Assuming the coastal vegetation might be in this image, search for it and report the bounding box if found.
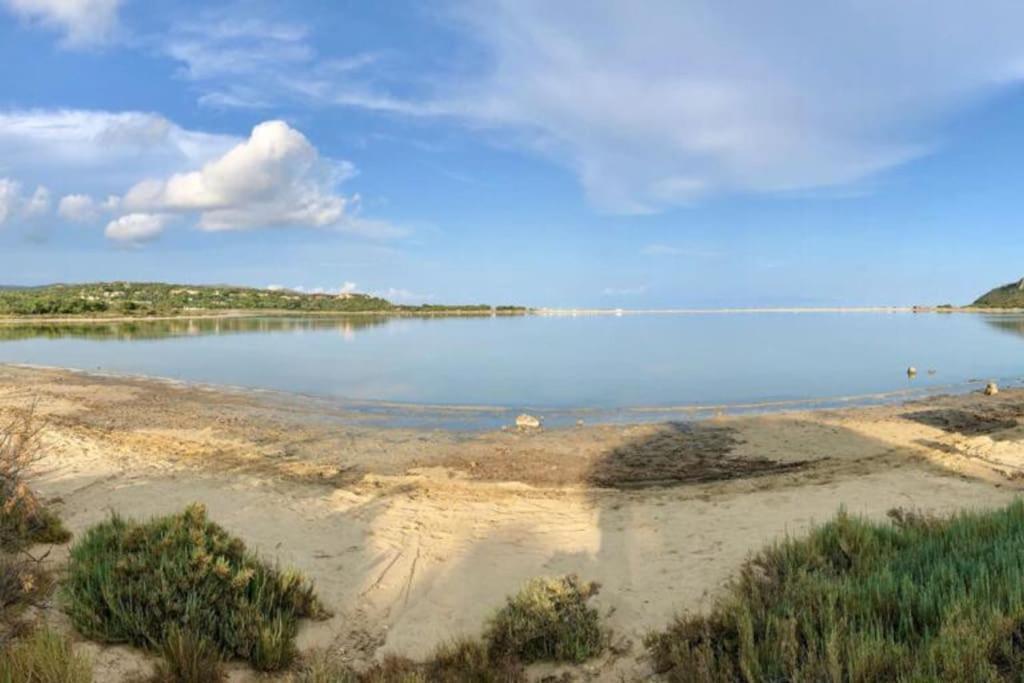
[62,503,327,672]
[646,501,1024,682]
[0,628,93,683]
[972,277,1024,308]
[0,283,527,318]
[0,412,84,683]
[0,411,70,551]
[293,575,603,682]
[485,574,604,664]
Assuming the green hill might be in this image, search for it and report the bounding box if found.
[0,282,524,317]
[972,278,1024,308]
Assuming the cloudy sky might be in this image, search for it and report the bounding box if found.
[2,1,1024,306]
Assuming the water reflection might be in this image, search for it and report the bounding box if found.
[980,315,1024,340]
[0,315,396,342]
[4,312,1024,413]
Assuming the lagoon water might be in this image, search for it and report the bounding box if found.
[1,312,1024,419]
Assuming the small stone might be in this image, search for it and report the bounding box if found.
[985,382,999,396]
[516,413,541,429]
[576,419,585,427]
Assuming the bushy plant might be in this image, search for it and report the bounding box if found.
[0,411,70,550]
[0,627,93,683]
[484,574,604,664]
[646,501,1024,682]
[290,575,599,682]
[62,503,326,672]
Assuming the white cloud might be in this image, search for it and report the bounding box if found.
[57,193,97,222]
[0,110,398,244]
[23,186,50,217]
[339,281,357,294]
[0,178,52,225]
[121,120,355,232]
[0,179,20,225]
[104,213,168,244]
[3,0,122,47]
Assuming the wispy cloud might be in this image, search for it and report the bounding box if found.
[156,13,441,116]
[602,285,647,296]
[153,1,1024,213]
[372,287,434,304]
[0,110,237,192]
[2,0,123,48]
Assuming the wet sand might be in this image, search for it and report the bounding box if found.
[3,364,1022,680]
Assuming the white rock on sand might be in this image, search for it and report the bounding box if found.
[516,413,541,429]
[985,381,999,396]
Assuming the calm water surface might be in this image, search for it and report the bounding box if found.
[2,313,1024,421]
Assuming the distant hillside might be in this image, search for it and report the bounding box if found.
[972,278,1024,308]
[0,282,526,317]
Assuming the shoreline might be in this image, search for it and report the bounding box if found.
[0,308,532,325]
[0,361,1001,430]
[6,365,1024,679]
[3,304,1024,325]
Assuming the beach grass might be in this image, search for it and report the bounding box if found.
[646,500,1024,682]
[0,627,93,683]
[152,624,226,683]
[62,503,327,672]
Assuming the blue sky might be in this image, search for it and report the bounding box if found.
[1,1,1024,307]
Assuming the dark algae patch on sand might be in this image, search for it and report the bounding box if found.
[647,501,1024,682]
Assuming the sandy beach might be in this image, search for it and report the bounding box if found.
[4,363,1023,680]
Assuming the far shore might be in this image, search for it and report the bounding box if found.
[2,304,1022,325]
[5,364,1024,679]
[0,307,532,325]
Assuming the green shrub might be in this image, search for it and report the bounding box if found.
[62,503,326,672]
[484,575,604,664]
[152,625,224,683]
[646,501,1024,682]
[0,627,92,683]
[290,575,599,682]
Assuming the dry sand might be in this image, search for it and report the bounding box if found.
[3,364,1023,681]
